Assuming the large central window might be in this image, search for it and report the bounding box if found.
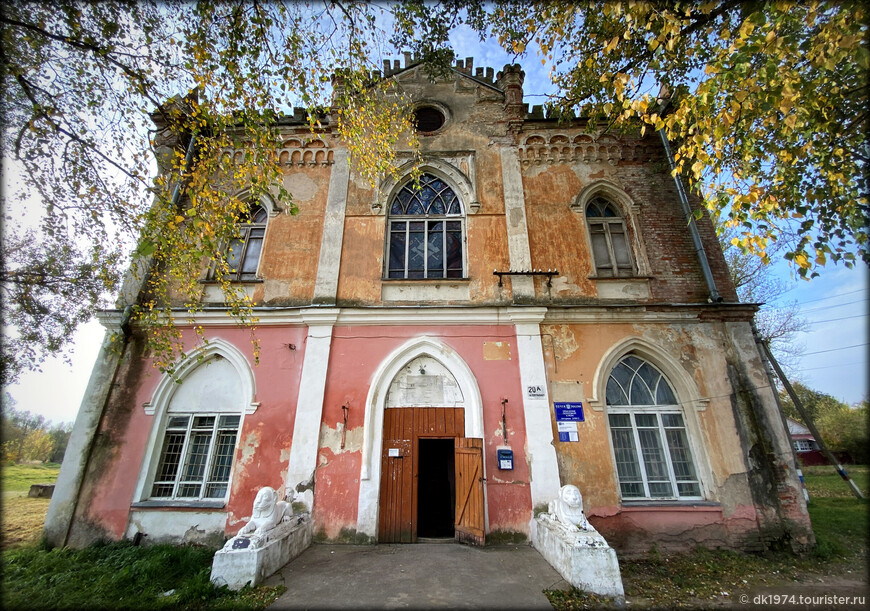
[386,173,464,279]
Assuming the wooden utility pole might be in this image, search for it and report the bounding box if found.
[760,340,865,500]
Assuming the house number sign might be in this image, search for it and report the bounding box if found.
[526,384,545,399]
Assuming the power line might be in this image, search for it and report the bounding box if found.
[798,361,866,372]
[802,343,869,355]
[802,297,869,313]
[806,313,868,325]
[798,287,867,305]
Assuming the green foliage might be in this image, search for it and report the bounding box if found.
[0,540,284,610]
[817,405,869,464]
[778,381,849,424]
[394,0,869,276]
[0,401,69,463]
[1,1,417,383]
[779,383,867,461]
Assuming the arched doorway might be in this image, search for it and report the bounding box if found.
[358,340,485,545]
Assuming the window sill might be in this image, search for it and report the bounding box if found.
[199,278,264,284]
[381,278,471,302]
[131,500,227,510]
[620,500,719,510]
[381,277,470,283]
[587,275,654,281]
[589,276,651,300]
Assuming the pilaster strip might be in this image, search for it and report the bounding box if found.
[284,309,340,510]
[507,309,562,510]
[500,147,535,300]
[313,149,349,304]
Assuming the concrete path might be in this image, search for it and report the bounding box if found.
[266,542,569,610]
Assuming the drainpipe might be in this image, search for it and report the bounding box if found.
[657,128,723,303]
[45,130,198,547]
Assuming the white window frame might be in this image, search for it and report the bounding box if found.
[586,197,635,278]
[149,413,241,501]
[606,354,704,501]
[793,439,814,453]
[134,339,258,505]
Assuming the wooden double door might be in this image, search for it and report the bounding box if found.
[378,407,485,546]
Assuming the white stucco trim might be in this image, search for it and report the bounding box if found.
[587,336,707,413]
[283,309,340,510]
[375,156,478,215]
[589,336,715,501]
[142,338,259,416]
[500,147,535,299]
[132,338,257,504]
[356,336,484,537]
[312,149,349,304]
[507,309,562,510]
[98,304,754,329]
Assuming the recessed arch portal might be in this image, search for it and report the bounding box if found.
[356,336,483,537]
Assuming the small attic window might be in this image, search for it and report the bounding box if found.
[414,106,445,133]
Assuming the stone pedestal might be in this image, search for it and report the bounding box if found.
[530,514,625,599]
[210,514,312,591]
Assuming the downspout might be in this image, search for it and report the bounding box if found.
[657,128,723,303]
[46,131,198,547]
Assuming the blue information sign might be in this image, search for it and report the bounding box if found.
[554,402,584,422]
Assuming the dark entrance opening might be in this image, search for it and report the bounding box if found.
[416,438,455,538]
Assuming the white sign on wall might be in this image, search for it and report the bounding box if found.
[526,384,545,399]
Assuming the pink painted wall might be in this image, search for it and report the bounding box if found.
[76,323,535,543]
[313,325,533,539]
[74,326,307,541]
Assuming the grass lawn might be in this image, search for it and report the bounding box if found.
[547,465,869,609]
[1,462,62,493]
[1,463,867,609]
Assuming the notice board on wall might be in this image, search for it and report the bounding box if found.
[554,402,584,442]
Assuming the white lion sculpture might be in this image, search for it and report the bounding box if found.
[547,484,592,532]
[224,486,293,550]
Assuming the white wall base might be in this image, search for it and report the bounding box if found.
[210,514,313,591]
[530,515,625,599]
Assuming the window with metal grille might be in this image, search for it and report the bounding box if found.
[386,174,464,279]
[586,197,634,277]
[606,355,702,500]
[150,414,241,500]
[221,204,267,281]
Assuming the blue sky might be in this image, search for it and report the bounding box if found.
[5,23,868,424]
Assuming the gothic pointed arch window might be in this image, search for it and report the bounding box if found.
[606,354,702,500]
[586,196,634,277]
[386,173,465,279]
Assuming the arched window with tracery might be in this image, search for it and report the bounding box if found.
[606,354,702,500]
[586,196,634,277]
[386,173,464,279]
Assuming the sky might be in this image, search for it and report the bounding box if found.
[3,21,868,425]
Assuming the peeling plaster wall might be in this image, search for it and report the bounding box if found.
[65,326,307,545]
[311,325,533,540]
[539,318,806,553]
